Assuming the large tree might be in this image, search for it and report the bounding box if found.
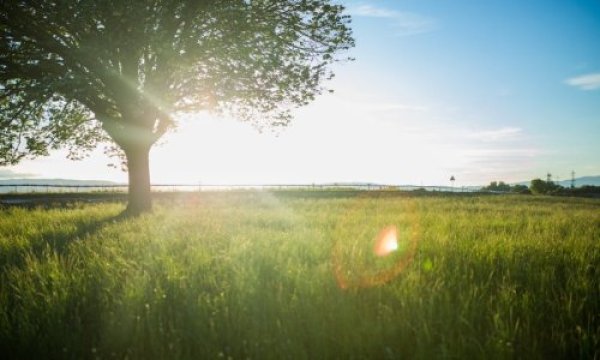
[0,0,354,214]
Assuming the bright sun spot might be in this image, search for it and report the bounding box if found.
[373,225,398,257]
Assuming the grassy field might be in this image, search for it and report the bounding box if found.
[0,191,598,359]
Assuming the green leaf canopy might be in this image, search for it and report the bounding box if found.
[0,0,354,164]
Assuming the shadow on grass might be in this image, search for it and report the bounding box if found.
[0,192,128,208]
[0,208,128,271]
[0,207,134,360]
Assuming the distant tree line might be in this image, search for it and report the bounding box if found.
[482,181,529,193]
[483,179,600,197]
[529,178,600,196]
[529,178,562,194]
[551,184,600,197]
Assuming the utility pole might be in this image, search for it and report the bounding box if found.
[571,170,576,189]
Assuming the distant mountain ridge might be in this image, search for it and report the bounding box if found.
[1,176,599,188]
[0,178,119,186]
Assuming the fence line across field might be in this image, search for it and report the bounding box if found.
[0,183,479,194]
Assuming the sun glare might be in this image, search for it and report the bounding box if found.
[373,225,398,257]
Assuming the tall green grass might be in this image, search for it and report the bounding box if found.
[0,192,598,359]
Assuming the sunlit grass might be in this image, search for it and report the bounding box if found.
[0,192,598,359]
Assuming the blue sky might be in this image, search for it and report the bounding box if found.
[4,0,600,185]
[338,0,600,183]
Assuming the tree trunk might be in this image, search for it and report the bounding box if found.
[124,144,152,215]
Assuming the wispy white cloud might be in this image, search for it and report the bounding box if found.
[350,4,397,18]
[565,73,600,90]
[348,4,436,36]
[352,101,428,113]
[377,103,429,112]
[462,147,544,158]
[464,127,523,142]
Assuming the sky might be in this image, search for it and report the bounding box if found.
[3,0,600,186]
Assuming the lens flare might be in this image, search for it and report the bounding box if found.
[331,195,420,290]
[373,225,398,257]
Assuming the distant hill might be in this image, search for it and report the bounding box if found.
[0,178,119,186]
[2,176,598,191]
[568,176,600,187]
[514,175,600,188]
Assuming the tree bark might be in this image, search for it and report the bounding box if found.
[124,144,152,215]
